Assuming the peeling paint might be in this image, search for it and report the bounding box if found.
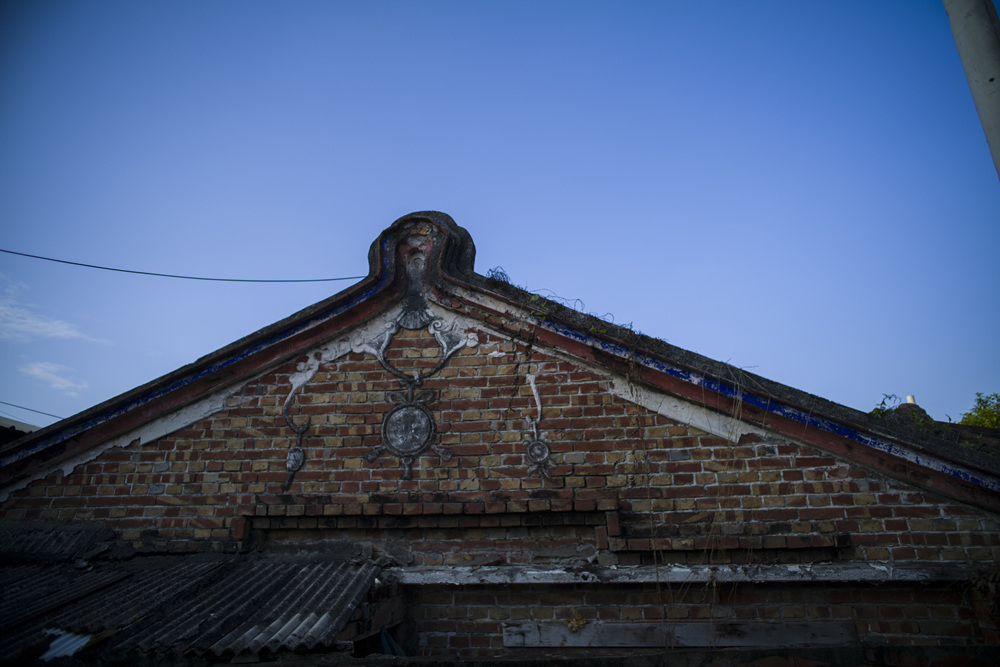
[8,275,997,501]
[413,297,1000,494]
[281,309,403,412]
[525,374,542,423]
[610,379,771,443]
[2,305,487,501]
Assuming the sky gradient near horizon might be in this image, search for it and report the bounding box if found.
[1,0,997,430]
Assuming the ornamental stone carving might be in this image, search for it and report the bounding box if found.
[280,245,478,487]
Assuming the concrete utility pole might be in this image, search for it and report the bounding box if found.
[943,0,1000,181]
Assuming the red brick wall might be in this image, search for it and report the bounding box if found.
[4,323,1000,655]
[5,326,999,561]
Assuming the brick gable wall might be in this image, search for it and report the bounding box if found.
[4,319,1000,658]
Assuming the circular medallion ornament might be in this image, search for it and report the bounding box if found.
[526,440,550,464]
[382,403,435,457]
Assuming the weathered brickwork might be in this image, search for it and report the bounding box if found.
[4,327,1000,566]
[4,320,1000,658]
[408,581,995,658]
[2,215,999,662]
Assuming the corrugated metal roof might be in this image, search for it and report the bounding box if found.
[0,558,225,660]
[205,560,379,656]
[0,555,381,662]
[0,519,112,561]
[0,564,130,630]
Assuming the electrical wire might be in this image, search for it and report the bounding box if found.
[0,400,63,419]
[0,248,365,283]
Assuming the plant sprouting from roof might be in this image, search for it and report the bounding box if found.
[960,393,1000,429]
[869,393,901,418]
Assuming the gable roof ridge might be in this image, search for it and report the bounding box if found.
[3,212,998,513]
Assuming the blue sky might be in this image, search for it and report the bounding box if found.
[1,0,997,429]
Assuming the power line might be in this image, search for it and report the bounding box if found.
[0,248,365,283]
[0,400,63,419]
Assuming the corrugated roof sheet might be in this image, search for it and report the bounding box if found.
[204,560,379,656]
[0,555,381,662]
[0,519,112,562]
[0,564,129,630]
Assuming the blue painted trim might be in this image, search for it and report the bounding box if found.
[542,319,1000,493]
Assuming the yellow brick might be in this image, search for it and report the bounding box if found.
[866,547,890,559]
[858,519,882,532]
